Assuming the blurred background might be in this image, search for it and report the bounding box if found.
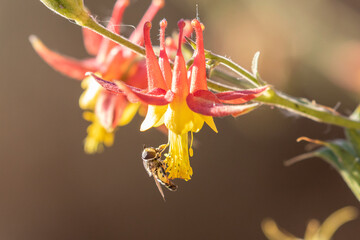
[0,0,360,239]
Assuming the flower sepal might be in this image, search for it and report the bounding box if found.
[88,73,174,105]
[29,36,98,80]
[186,90,261,117]
[215,86,269,104]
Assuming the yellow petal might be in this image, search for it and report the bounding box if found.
[192,113,205,133]
[317,206,358,239]
[164,101,194,135]
[140,105,167,131]
[304,220,320,240]
[261,219,299,240]
[118,102,140,126]
[203,115,218,133]
[79,75,102,110]
[191,113,217,133]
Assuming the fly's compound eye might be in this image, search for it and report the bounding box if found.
[142,148,157,160]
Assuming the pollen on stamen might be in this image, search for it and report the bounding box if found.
[143,21,153,50]
[160,18,167,28]
[178,19,186,30]
[159,19,167,49]
[144,21,152,30]
[176,19,185,51]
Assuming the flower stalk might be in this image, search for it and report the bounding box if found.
[82,17,146,57]
[257,88,360,129]
[205,51,261,86]
[40,0,89,23]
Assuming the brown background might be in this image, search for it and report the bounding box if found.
[0,0,359,239]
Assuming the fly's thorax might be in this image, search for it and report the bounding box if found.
[143,157,162,176]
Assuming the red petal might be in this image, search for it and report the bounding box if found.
[159,19,172,89]
[170,20,189,98]
[143,22,167,90]
[191,89,221,103]
[88,73,123,94]
[82,28,103,55]
[96,0,129,62]
[99,46,128,80]
[187,90,259,117]
[163,20,192,53]
[89,73,173,105]
[189,19,207,93]
[95,91,128,130]
[30,36,98,80]
[107,0,129,35]
[183,20,193,42]
[119,82,174,105]
[216,86,269,104]
[123,60,148,89]
[128,0,164,45]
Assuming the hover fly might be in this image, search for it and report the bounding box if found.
[142,144,177,200]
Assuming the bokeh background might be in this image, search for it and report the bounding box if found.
[1,0,360,239]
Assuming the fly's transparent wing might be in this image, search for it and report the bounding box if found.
[152,173,165,201]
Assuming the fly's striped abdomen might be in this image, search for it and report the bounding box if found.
[155,164,178,191]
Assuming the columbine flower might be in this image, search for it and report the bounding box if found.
[262,206,358,240]
[91,18,268,180]
[30,0,164,153]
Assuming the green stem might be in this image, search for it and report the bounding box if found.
[207,80,360,129]
[258,89,360,129]
[82,17,146,57]
[210,68,257,89]
[205,51,260,86]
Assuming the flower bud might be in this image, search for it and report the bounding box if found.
[40,0,89,24]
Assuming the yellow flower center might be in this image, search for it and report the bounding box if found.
[164,130,193,180]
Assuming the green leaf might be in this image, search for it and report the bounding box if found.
[294,138,360,201]
[345,105,360,157]
[345,129,360,157]
[350,105,360,121]
[185,36,196,50]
